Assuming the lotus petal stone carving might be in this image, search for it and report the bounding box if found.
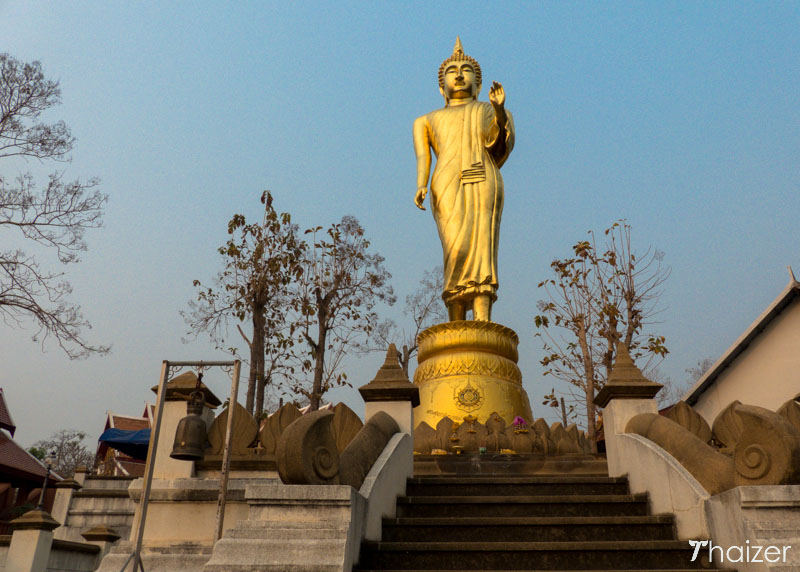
[665,401,712,443]
[435,417,456,452]
[414,412,596,455]
[505,426,534,453]
[207,401,259,455]
[550,422,577,455]
[258,403,302,455]
[712,400,743,452]
[455,417,488,451]
[776,395,800,434]
[483,413,509,452]
[413,422,437,454]
[331,402,364,453]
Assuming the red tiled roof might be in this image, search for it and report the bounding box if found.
[0,389,15,436]
[112,416,149,431]
[0,430,47,481]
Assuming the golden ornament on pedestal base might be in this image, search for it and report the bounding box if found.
[413,321,533,429]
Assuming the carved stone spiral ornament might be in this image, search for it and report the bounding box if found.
[627,400,800,493]
[276,409,400,488]
[730,404,800,486]
[312,445,339,480]
[735,444,771,480]
[276,410,341,485]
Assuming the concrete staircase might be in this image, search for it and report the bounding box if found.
[356,473,736,571]
[57,475,135,543]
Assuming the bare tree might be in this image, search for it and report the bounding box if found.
[686,356,716,384]
[184,192,302,416]
[363,266,446,377]
[30,429,94,478]
[534,221,670,449]
[292,216,395,410]
[1,53,108,358]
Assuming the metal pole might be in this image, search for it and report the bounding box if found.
[214,360,241,542]
[124,360,170,572]
[36,466,51,509]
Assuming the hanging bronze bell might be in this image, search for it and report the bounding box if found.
[170,390,207,461]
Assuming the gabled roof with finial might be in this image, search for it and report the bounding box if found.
[359,344,420,407]
[684,273,800,405]
[0,388,16,436]
[150,371,222,407]
[594,342,663,408]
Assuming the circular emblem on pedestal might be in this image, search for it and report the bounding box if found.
[455,382,483,411]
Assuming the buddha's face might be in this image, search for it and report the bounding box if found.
[442,61,477,101]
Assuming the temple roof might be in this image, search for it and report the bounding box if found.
[0,431,50,482]
[683,275,800,405]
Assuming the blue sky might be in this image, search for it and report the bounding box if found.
[1,2,798,447]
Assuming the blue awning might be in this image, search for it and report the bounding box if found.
[98,428,150,460]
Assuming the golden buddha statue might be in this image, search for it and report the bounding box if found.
[413,37,515,322]
[411,39,531,430]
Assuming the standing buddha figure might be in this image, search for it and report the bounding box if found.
[413,37,515,322]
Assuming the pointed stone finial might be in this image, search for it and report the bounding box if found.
[371,344,409,384]
[10,508,60,531]
[81,524,122,543]
[454,36,464,55]
[594,342,663,408]
[607,342,649,385]
[789,265,796,283]
[359,344,420,407]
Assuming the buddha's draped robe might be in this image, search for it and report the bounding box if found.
[416,100,515,304]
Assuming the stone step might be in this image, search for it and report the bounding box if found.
[73,489,131,498]
[413,455,609,477]
[356,540,715,570]
[406,476,630,497]
[355,569,736,572]
[382,515,675,542]
[82,476,135,490]
[396,494,650,518]
[224,520,349,541]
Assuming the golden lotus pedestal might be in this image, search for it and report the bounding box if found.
[413,321,533,429]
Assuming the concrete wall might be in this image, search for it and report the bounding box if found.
[47,539,101,572]
[0,536,7,570]
[614,434,710,539]
[705,485,800,572]
[693,301,800,423]
[0,530,100,572]
[359,433,412,541]
[128,477,260,547]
